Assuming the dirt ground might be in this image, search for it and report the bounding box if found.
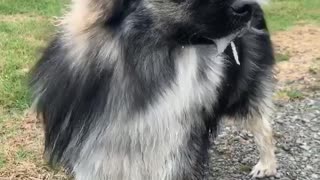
[0,24,320,179]
[273,25,320,98]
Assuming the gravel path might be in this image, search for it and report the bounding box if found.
[208,94,320,180]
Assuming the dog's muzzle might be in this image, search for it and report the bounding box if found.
[230,0,267,36]
[229,0,254,23]
[230,0,253,22]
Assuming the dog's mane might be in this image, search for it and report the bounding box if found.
[30,0,275,179]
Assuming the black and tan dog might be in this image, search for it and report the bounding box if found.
[31,0,277,179]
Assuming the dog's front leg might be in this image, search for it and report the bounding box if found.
[244,102,278,178]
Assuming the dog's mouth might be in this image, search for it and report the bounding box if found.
[194,22,267,65]
[208,21,267,43]
[184,21,267,62]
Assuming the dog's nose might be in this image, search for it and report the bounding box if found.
[230,0,253,20]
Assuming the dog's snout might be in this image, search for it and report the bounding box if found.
[230,1,253,20]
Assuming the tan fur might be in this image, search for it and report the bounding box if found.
[226,100,277,178]
[226,75,277,178]
[245,98,277,178]
[60,0,114,36]
[247,116,277,178]
[55,0,118,67]
[240,96,277,178]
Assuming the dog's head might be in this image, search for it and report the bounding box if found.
[64,0,266,48]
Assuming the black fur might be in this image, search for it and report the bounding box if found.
[30,0,275,179]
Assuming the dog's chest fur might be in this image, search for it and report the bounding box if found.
[73,46,226,180]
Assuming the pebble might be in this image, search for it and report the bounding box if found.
[275,172,282,179]
[281,144,291,152]
[311,174,319,179]
[310,126,319,132]
[208,97,320,179]
[300,144,311,151]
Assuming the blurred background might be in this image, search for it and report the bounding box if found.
[0,0,319,179]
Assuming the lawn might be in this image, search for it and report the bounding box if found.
[264,0,320,31]
[0,0,319,179]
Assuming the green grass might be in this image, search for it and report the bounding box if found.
[275,52,290,62]
[0,1,62,112]
[286,89,304,100]
[16,149,34,161]
[276,89,305,101]
[264,0,320,31]
[0,0,67,176]
[0,19,53,111]
[0,0,64,16]
[0,153,6,169]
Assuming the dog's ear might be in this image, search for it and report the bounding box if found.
[106,0,128,24]
[62,0,135,33]
[85,0,134,25]
[85,0,127,22]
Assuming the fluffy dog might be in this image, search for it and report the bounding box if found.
[30,0,277,179]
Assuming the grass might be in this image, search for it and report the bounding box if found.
[0,0,319,178]
[0,0,70,114]
[286,89,304,100]
[264,0,320,31]
[275,52,290,62]
[16,149,34,161]
[0,0,64,16]
[239,164,252,173]
[309,67,318,75]
[0,153,6,169]
[276,89,305,101]
[0,0,66,178]
[309,57,320,75]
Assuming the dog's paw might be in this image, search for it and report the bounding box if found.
[249,160,277,179]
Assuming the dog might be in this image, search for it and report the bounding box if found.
[30,0,277,179]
